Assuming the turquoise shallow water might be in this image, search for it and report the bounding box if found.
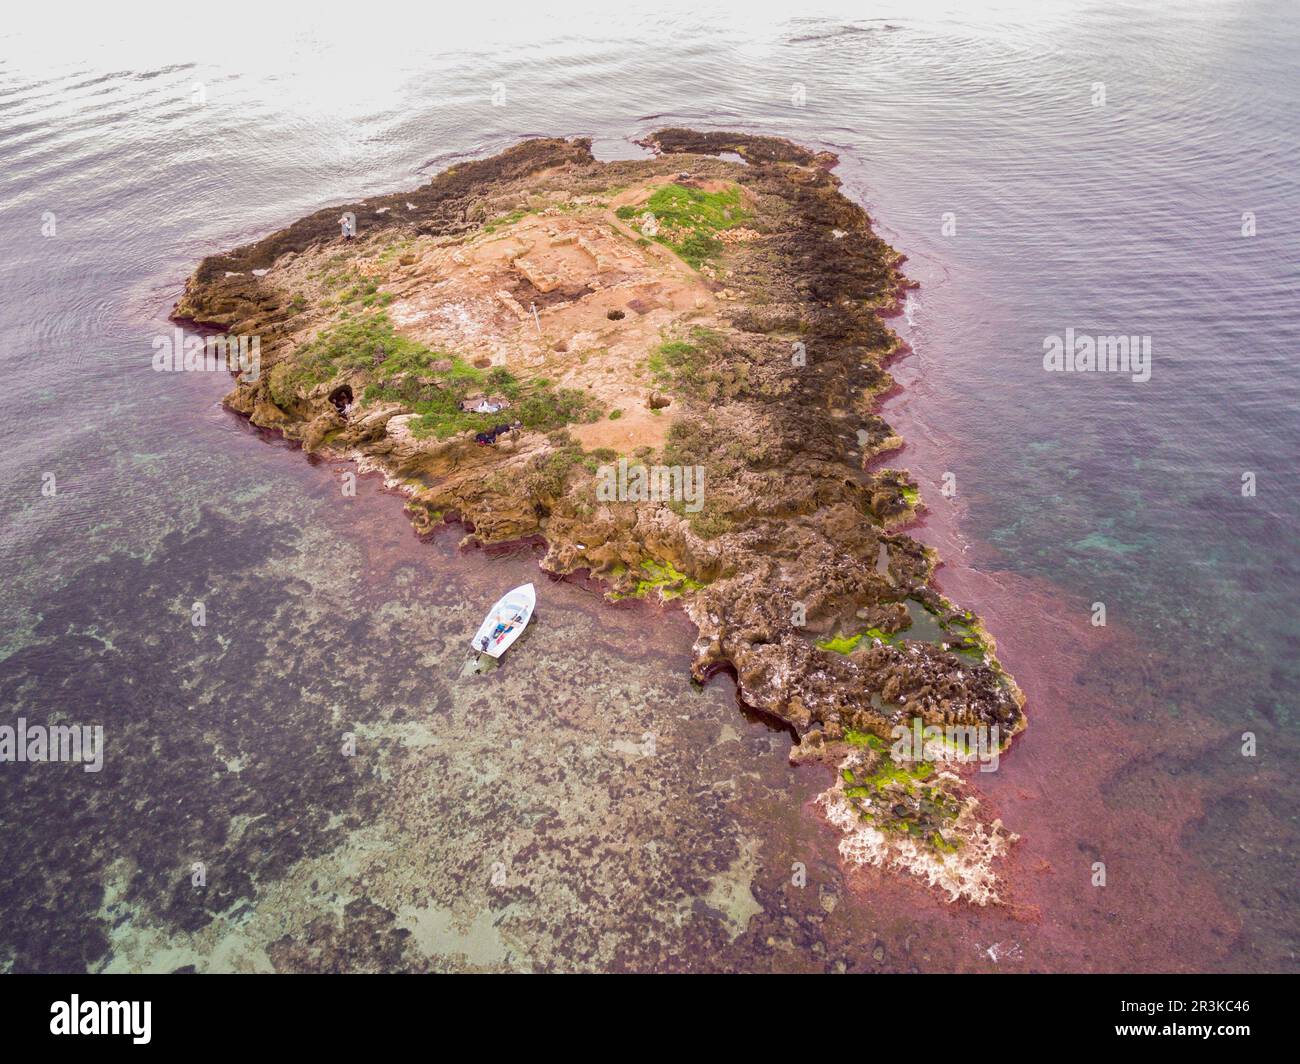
[0,0,1296,971]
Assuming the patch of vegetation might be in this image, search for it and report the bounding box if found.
[615,182,749,269]
[279,312,597,439]
[376,238,414,264]
[647,325,725,390]
[482,208,527,235]
[511,387,599,433]
[686,508,733,539]
[526,447,584,497]
[328,274,382,308]
[268,362,311,408]
[290,313,421,379]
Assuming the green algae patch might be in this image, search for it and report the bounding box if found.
[931,832,960,854]
[817,625,899,655]
[870,469,923,525]
[934,607,994,664]
[816,596,984,661]
[817,632,864,654]
[630,559,705,600]
[616,182,748,269]
[838,750,965,849]
[901,715,979,759]
[853,757,934,793]
[843,729,886,751]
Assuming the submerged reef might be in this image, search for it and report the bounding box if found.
[174,130,1025,902]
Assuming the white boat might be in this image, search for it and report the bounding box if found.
[471,582,536,659]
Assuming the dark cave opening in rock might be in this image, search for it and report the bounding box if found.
[328,385,353,416]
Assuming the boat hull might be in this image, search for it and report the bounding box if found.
[471,582,536,658]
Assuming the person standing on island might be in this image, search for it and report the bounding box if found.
[339,212,355,240]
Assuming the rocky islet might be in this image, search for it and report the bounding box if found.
[173,129,1026,902]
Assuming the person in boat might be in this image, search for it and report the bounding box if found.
[479,612,516,652]
[491,608,520,641]
[491,604,528,645]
